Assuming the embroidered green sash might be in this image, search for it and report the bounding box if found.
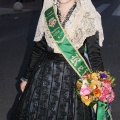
[45,6,112,120]
[45,6,91,78]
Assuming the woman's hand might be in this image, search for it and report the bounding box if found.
[20,81,28,92]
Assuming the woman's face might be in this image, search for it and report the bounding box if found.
[58,0,75,4]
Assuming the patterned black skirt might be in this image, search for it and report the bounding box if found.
[14,52,95,120]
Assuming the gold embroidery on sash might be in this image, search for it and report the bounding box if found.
[70,54,81,67]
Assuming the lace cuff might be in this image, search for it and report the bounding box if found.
[20,77,28,82]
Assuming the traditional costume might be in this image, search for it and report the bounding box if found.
[14,0,109,119]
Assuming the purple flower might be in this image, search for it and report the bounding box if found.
[100,73,107,78]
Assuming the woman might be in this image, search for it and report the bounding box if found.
[14,0,105,119]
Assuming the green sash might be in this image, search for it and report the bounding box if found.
[45,6,91,78]
[45,6,112,120]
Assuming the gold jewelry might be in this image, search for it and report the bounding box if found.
[60,14,66,21]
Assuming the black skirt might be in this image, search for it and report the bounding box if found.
[14,52,95,120]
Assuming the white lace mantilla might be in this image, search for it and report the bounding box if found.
[33,0,104,53]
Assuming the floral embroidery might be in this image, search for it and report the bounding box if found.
[49,17,56,27]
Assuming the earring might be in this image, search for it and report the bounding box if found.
[53,0,58,5]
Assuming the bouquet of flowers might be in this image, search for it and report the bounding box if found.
[76,71,115,106]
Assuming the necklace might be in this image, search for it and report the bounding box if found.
[57,2,77,27]
[60,14,66,22]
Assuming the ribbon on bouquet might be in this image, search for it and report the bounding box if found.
[97,101,112,120]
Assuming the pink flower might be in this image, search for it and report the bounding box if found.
[82,75,87,79]
[99,84,115,103]
[80,87,91,96]
[99,94,107,102]
[101,87,110,95]
[103,82,112,89]
[107,91,115,103]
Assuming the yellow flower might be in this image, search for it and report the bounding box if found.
[103,71,107,74]
[87,73,100,81]
[91,73,100,80]
[81,95,93,106]
[76,81,82,89]
[90,81,100,90]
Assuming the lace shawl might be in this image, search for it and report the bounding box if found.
[33,0,104,53]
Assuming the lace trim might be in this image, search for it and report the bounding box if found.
[34,0,104,53]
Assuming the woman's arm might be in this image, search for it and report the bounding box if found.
[85,32,104,71]
[20,36,47,92]
[21,36,47,81]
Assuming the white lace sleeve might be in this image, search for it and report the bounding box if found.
[87,0,104,46]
